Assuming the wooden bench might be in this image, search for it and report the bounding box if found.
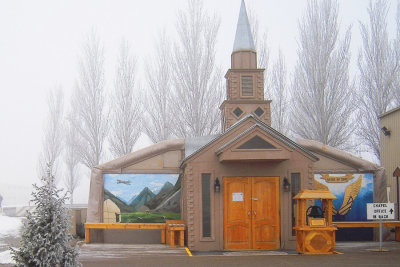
[84,222,186,248]
[334,221,400,241]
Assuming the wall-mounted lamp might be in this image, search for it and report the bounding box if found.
[381,126,391,136]
[214,178,220,193]
[283,177,291,192]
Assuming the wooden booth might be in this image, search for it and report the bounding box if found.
[293,190,337,254]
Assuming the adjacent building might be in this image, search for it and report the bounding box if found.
[380,106,400,219]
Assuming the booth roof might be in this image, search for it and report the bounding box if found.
[293,190,337,200]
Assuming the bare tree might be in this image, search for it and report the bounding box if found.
[394,1,400,105]
[248,7,270,87]
[291,0,354,150]
[143,32,174,143]
[249,7,290,135]
[71,31,108,168]
[357,0,398,161]
[63,117,81,204]
[109,40,141,157]
[171,0,224,138]
[38,88,64,182]
[269,50,289,135]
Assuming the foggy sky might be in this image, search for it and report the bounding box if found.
[0,0,397,204]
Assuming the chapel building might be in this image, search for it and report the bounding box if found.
[86,0,386,251]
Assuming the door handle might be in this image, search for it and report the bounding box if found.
[248,211,251,217]
[253,210,257,218]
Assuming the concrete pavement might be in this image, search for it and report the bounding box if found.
[78,241,400,267]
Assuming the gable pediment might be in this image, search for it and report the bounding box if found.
[181,115,318,166]
[236,135,276,149]
[215,125,291,162]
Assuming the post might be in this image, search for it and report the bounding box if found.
[161,229,166,244]
[397,176,399,221]
[179,230,184,247]
[379,220,382,251]
[85,227,90,244]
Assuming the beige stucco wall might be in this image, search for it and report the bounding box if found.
[182,118,316,251]
[380,106,400,216]
[69,207,87,237]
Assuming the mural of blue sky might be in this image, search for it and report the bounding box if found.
[104,173,179,204]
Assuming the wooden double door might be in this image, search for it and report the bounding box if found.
[224,177,280,250]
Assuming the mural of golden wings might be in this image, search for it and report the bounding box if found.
[314,175,363,216]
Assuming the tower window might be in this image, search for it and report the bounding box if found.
[254,107,264,117]
[241,76,253,96]
[233,107,243,117]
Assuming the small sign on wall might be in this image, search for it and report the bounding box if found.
[232,192,244,202]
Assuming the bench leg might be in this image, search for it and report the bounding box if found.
[170,230,175,248]
[179,230,184,247]
[166,229,170,245]
[85,228,90,244]
[161,229,165,244]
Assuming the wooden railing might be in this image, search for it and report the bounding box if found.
[333,221,400,241]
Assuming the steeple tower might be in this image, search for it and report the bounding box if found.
[220,0,271,132]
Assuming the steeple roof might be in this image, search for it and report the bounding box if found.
[233,0,255,52]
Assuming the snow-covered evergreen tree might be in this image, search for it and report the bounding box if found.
[11,164,80,267]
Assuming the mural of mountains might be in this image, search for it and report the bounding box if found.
[104,189,135,213]
[153,176,181,213]
[129,187,155,211]
[145,181,174,210]
[154,189,181,213]
[127,193,139,205]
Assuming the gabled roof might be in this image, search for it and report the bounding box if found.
[181,114,318,166]
[297,138,379,171]
[94,138,185,171]
[233,0,255,52]
[185,135,220,158]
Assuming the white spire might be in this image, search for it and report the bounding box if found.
[233,0,255,52]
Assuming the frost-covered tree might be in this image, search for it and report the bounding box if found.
[11,165,79,267]
[71,31,108,168]
[37,88,64,182]
[248,7,270,88]
[109,40,141,157]
[144,31,174,143]
[63,117,81,204]
[269,50,289,135]
[248,7,290,135]
[395,1,400,105]
[357,0,398,161]
[291,0,354,149]
[171,0,223,137]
